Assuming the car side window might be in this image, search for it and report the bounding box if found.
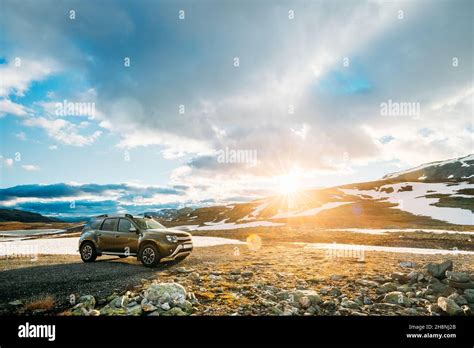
[117,219,133,233]
[88,218,103,230]
[100,218,118,231]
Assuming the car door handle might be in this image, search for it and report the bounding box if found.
[115,235,120,238]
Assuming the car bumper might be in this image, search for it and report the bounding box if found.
[160,242,193,262]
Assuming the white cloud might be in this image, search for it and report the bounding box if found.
[22,164,40,171]
[23,117,102,146]
[4,158,14,167]
[0,99,29,117]
[15,132,27,141]
[0,58,58,97]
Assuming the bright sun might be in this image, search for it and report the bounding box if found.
[276,170,302,195]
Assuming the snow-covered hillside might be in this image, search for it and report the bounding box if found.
[157,155,474,229]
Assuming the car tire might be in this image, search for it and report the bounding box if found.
[80,242,97,263]
[139,243,160,267]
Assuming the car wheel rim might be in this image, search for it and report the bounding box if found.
[82,245,92,260]
[142,247,155,264]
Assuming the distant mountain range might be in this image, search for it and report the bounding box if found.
[0,209,62,223]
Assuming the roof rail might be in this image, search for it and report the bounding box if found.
[96,214,108,218]
[125,213,134,219]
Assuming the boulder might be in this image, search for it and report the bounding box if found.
[447,280,474,290]
[80,296,95,309]
[426,260,453,279]
[426,282,454,297]
[446,271,470,283]
[447,293,468,306]
[144,283,187,306]
[383,291,411,307]
[377,282,398,294]
[437,297,462,315]
[463,289,474,303]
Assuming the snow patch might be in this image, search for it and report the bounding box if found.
[340,182,474,225]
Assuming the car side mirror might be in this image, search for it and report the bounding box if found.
[129,226,137,233]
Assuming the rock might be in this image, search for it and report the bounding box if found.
[363,296,373,305]
[8,300,23,306]
[230,269,241,275]
[268,306,284,315]
[438,297,463,315]
[356,279,379,287]
[110,295,129,309]
[175,267,192,274]
[461,305,471,315]
[176,300,193,313]
[161,307,187,316]
[140,299,157,312]
[298,296,311,309]
[427,304,443,316]
[330,275,343,281]
[399,261,416,268]
[463,289,474,303]
[189,272,201,282]
[426,282,454,296]
[448,293,468,306]
[383,291,411,307]
[322,300,336,311]
[407,271,424,283]
[282,305,299,316]
[144,283,187,306]
[396,284,412,293]
[71,304,89,316]
[340,298,360,309]
[391,272,408,283]
[79,295,95,311]
[161,303,171,311]
[377,282,398,294]
[447,280,474,289]
[446,271,470,283]
[89,309,100,316]
[426,260,453,279]
[127,304,142,316]
[296,290,322,306]
[99,305,126,316]
[329,287,342,297]
[241,271,254,278]
[106,293,118,302]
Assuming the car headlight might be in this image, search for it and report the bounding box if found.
[166,235,178,243]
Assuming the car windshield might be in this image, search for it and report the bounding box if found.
[133,218,165,230]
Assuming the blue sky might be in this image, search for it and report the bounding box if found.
[0,0,472,218]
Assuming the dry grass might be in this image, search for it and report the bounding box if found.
[22,296,56,312]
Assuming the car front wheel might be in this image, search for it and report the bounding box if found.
[139,244,160,267]
[80,242,97,263]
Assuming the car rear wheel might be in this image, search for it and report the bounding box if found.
[139,244,160,267]
[80,242,97,263]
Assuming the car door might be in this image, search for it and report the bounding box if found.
[116,218,139,255]
[98,218,119,252]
